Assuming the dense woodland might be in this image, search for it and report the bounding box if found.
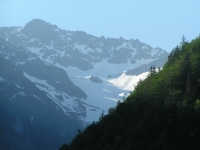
[60,36,200,150]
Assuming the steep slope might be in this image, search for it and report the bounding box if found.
[60,36,200,150]
[0,38,91,117]
[0,57,84,150]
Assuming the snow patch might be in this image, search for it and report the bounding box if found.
[108,72,149,91]
[30,115,35,125]
[27,47,43,57]
[54,28,60,32]
[14,82,24,89]
[9,91,26,101]
[119,93,125,97]
[16,61,26,65]
[52,57,155,123]
[116,41,128,50]
[23,72,86,114]
[0,77,6,82]
[74,43,93,54]
[104,97,119,102]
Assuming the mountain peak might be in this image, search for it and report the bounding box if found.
[22,19,60,44]
[24,19,56,28]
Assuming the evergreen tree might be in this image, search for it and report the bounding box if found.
[149,65,156,74]
[181,34,186,47]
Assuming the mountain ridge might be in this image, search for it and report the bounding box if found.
[0,19,168,150]
[0,19,168,123]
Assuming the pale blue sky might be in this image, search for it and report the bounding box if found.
[1,0,200,52]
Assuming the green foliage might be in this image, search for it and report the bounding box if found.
[59,144,69,150]
[194,99,200,111]
[60,36,200,150]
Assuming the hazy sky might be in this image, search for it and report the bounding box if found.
[1,0,200,52]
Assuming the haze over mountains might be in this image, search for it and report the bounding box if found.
[0,19,168,150]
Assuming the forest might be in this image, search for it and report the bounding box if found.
[60,36,200,150]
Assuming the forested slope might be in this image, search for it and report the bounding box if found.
[60,36,200,150]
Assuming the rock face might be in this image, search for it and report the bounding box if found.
[0,19,168,150]
[0,57,83,150]
[89,76,103,83]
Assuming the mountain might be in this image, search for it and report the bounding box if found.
[0,57,84,150]
[0,19,168,149]
[60,36,200,150]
